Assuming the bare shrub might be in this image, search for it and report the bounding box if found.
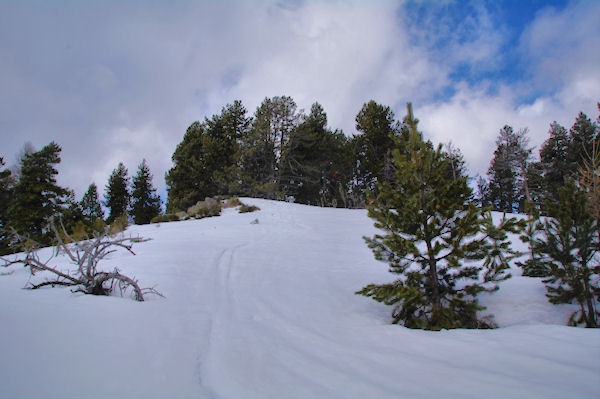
[223,197,242,208]
[187,198,221,219]
[1,221,162,301]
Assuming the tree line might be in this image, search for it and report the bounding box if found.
[165,97,460,212]
[0,148,161,254]
[478,110,599,214]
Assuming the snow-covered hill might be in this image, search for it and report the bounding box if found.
[1,199,598,399]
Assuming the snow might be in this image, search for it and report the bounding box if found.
[1,198,598,399]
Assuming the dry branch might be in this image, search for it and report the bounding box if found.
[1,220,161,301]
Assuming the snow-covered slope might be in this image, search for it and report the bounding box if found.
[1,199,598,399]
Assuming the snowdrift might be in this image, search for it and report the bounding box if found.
[1,199,598,399]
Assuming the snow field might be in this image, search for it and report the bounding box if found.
[0,198,598,398]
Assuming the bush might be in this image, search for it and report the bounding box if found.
[239,203,260,213]
[187,198,221,219]
[223,197,242,208]
[150,214,180,224]
[109,214,129,234]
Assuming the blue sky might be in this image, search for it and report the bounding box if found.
[0,0,598,201]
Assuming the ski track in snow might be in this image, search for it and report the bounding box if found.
[1,198,599,399]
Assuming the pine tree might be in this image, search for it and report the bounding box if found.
[130,159,161,225]
[357,103,521,330]
[0,157,14,254]
[485,126,531,213]
[535,180,599,327]
[568,112,598,174]
[281,103,350,206]
[104,162,130,223]
[352,100,401,196]
[80,183,104,224]
[166,121,208,212]
[516,201,548,277]
[166,101,251,212]
[239,96,301,199]
[6,142,68,246]
[59,189,85,232]
[540,122,571,205]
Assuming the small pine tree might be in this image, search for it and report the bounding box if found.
[130,159,161,225]
[80,183,104,225]
[516,201,549,277]
[535,180,599,327]
[357,103,521,330]
[104,162,130,224]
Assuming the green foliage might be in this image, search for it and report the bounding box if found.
[238,96,301,199]
[166,101,250,212]
[485,126,531,213]
[104,162,130,223]
[80,183,104,225]
[352,100,402,195]
[150,214,180,224]
[130,159,161,225]
[535,180,599,327]
[539,122,571,206]
[282,103,352,206]
[516,201,550,277]
[568,112,598,174]
[6,142,68,247]
[58,189,86,234]
[0,157,14,254]
[357,103,520,330]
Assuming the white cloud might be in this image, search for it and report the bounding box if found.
[1,0,598,199]
[414,0,600,178]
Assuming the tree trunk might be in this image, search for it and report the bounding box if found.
[426,239,441,320]
[582,277,598,327]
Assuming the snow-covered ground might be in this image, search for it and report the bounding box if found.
[1,199,598,399]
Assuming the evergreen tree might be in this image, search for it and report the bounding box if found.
[516,201,548,277]
[239,96,301,198]
[525,161,545,208]
[443,141,468,181]
[80,182,104,225]
[59,189,85,232]
[352,100,401,196]
[357,103,521,330]
[282,103,351,206]
[166,121,209,212]
[131,159,161,225]
[540,122,571,205]
[213,100,252,196]
[6,142,68,246]
[104,162,130,223]
[568,112,598,174]
[485,125,531,213]
[535,180,599,327]
[0,157,14,254]
[166,101,251,212]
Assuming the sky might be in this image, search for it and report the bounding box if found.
[1,0,599,203]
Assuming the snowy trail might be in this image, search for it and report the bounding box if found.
[1,198,599,398]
